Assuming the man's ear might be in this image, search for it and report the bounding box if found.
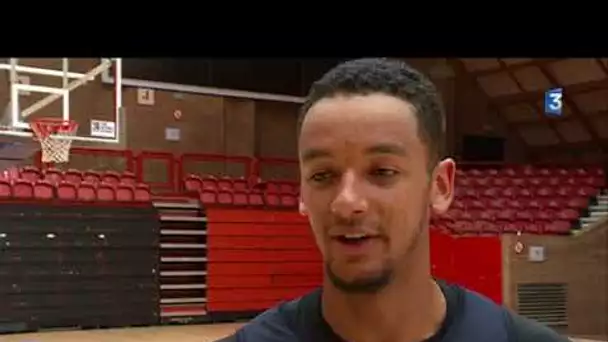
[430,158,456,216]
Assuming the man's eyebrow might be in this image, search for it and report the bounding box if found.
[300,148,332,163]
[365,143,407,156]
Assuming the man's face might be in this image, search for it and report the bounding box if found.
[298,93,454,293]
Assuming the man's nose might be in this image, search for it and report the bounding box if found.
[330,171,368,218]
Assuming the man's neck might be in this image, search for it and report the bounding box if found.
[321,256,446,342]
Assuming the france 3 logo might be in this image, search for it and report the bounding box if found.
[544,88,563,116]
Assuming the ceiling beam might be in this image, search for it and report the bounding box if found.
[448,58,533,159]
[496,59,568,145]
[535,63,608,154]
[488,78,608,106]
[467,58,560,77]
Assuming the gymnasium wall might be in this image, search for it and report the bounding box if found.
[501,223,608,337]
[0,58,531,181]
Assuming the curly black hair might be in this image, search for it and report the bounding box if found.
[299,58,446,166]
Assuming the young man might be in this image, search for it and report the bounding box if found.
[216,58,570,342]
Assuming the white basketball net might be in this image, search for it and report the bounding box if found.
[31,120,78,164]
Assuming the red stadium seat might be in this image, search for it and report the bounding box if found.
[526,198,543,210]
[120,171,137,185]
[501,187,517,198]
[77,182,96,201]
[64,169,83,184]
[515,210,534,222]
[517,188,533,198]
[557,208,579,221]
[473,177,491,187]
[546,177,561,186]
[184,175,202,192]
[101,171,121,186]
[266,182,280,194]
[523,222,542,234]
[33,180,54,200]
[537,168,551,177]
[200,189,217,204]
[511,178,525,187]
[485,169,499,177]
[455,177,472,187]
[217,190,233,205]
[134,183,151,201]
[499,168,516,177]
[451,200,466,210]
[527,177,544,187]
[491,177,509,187]
[264,191,280,206]
[116,184,135,201]
[469,199,486,210]
[544,220,571,234]
[233,178,248,192]
[96,183,116,201]
[506,199,523,210]
[233,190,248,206]
[217,177,233,191]
[201,176,218,191]
[248,191,264,207]
[536,186,554,197]
[468,169,483,177]
[556,186,575,197]
[83,170,101,184]
[20,166,41,182]
[13,180,33,199]
[480,187,500,198]
[44,168,63,185]
[57,181,77,200]
[576,186,597,197]
[567,197,588,209]
[280,193,297,207]
[0,179,11,197]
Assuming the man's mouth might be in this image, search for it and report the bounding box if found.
[333,233,376,245]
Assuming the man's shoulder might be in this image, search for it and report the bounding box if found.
[445,282,570,342]
[503,308,572,342]
[214,289,320,342]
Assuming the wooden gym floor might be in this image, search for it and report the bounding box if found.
[0,323,244,342]
[0,324,604,342]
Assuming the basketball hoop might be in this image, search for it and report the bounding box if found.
[30,118,78,163]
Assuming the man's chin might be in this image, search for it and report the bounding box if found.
[325,263,394,294]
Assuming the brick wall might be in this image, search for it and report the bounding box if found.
[501,221,608,337]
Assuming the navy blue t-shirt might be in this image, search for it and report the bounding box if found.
[216,281,570,342]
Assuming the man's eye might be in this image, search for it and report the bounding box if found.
[371,168,398,178]
[309,171,333,183]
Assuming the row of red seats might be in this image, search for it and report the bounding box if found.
[184,174,299,195]
[451,197,588,211]
[440,207,579,223]
[434,219,572,235]
[4,166,137,186]
[0,179,151,202]
[456,166,605,178]
[199,189,298,208]
[456,176,605,188]
[454,186,599,199]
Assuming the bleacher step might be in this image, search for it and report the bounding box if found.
[590,211,608,217]
[580,217,601,224]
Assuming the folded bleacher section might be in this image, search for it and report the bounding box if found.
[0,166,159,333]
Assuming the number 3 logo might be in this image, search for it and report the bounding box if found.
[548,92,562,110]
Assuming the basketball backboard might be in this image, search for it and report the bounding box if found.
[0,58,123,165]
